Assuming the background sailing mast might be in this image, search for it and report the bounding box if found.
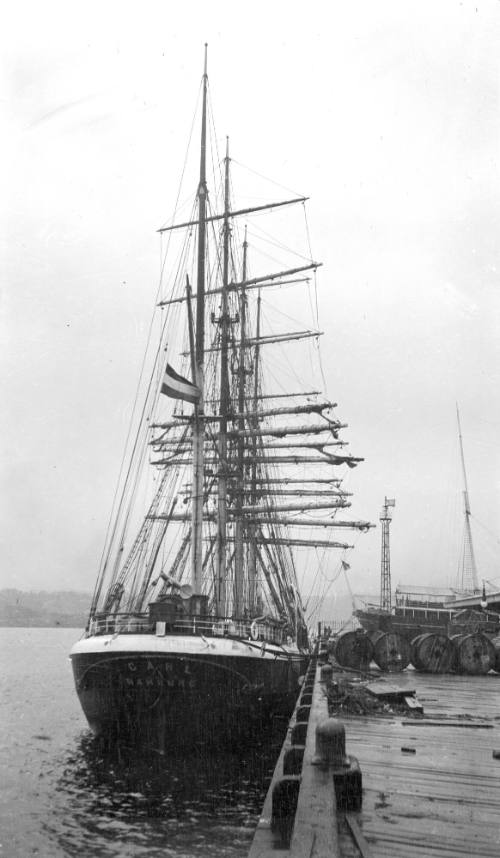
[456,405,479,593]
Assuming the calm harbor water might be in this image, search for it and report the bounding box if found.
[0,628,281,858]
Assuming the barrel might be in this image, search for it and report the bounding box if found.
[410,632,456,674]
[491,635,500,673]
[331,630,374,671]
[454,633,496,675]
[410,634,427,670]
[449,633,465,672]
[370,631,410,672]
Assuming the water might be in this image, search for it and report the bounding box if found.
[0,629,281,857]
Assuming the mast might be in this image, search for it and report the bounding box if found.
[215,137,231,614]
[91,52,377,633]
[233,226,248,617]
[380,497,395,611]
[247,291,262,613]
[191,44,208,594]
[456,406,479,592]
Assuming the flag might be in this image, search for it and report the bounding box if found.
[161,363,200,404]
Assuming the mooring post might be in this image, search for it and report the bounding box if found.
[312,718,362,812]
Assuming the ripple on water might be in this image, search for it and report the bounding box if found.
[0,628,283,858]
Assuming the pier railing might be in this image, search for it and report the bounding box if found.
[248,655,362,857]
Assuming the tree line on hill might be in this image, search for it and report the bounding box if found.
[0,589,91,628]
[0,588,374,630]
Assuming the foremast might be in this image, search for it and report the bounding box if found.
[191,45,208,595]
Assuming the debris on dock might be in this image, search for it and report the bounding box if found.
[326,674,423,717]
[343,672,500,858]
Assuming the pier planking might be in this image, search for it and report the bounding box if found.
[341,671,500,857]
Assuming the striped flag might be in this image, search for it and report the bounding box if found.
[161,363,200,404]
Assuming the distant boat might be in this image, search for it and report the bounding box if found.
[70,49,372,749]
[355,412,500,640]
[355,583,472,638]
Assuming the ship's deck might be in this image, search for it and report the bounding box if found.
[342,670,500,857]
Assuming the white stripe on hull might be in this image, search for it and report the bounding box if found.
[70,633,304,661]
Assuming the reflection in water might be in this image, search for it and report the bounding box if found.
[47,719,287,858]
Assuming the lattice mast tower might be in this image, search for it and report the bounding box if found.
[380,497,396,611]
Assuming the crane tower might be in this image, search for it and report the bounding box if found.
[380,497,396,611]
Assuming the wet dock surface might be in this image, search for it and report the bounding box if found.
[341,670,500,857]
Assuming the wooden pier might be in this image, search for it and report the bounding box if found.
[247,657,500,857]
[345,671,500,858]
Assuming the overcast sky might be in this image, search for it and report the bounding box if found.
[1,0,499,604]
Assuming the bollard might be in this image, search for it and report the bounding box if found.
[320,663,334,683]
[312,718,347,767]
[296,705,311,723]
[283,745,305,775]
[312,717,362,811]
[334,758,362,811]
[271,776,301,846]
[291,721,308,746]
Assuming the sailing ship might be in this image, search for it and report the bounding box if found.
[70,50,372,749]
[355,409,500,639]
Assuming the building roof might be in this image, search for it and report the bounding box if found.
[451,590,500,609]
[395,583,458,597]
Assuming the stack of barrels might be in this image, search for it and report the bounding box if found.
[329,628,500,675]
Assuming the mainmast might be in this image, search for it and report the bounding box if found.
[380,497,395,611]
[456,406,479,593]
[215,137,231,614]
[191,45,208,594]
[247,290,262,613]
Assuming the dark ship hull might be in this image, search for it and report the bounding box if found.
[71,633,307,749]
[354,606,458,639]
[355,606,500,641]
